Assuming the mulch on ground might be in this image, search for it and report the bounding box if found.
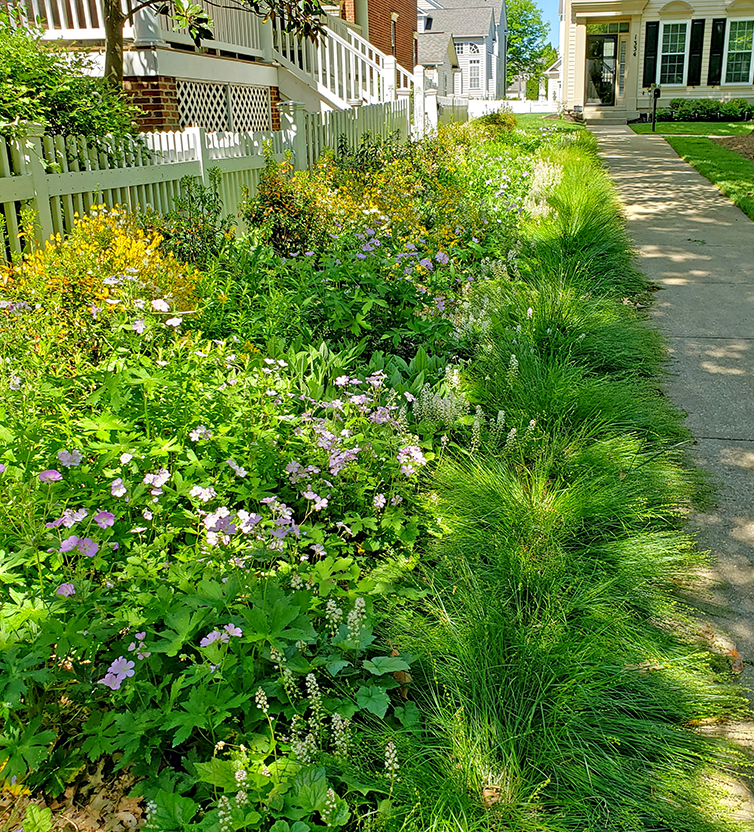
[713,133,754,163]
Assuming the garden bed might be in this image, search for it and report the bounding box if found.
[1,117,751,832]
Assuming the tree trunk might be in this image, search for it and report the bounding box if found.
[104,0,126,89]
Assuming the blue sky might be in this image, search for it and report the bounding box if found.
[539,0,560,48]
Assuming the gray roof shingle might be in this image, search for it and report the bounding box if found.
[432,0,503,27]
[423,7,495,37]
[417,31,455,65]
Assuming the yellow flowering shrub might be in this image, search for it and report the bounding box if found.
[0,206,196,360]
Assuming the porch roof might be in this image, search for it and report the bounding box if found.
[571,0,648,16]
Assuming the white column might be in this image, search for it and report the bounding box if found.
[413,65,426,137]
[132,6,166,47]
[383,55,397,102]
[277,101,308,170]
[425,87,438,131]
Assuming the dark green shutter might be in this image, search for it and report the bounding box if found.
[643,21,660,87]
[687,19,705,85]
[707,18,726,85]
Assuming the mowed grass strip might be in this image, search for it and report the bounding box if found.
[631,122,754,136]
[666,135,754,221]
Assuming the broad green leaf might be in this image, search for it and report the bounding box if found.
[326,659,351,677]
[362,656,410,676]
[22,805,53,832]
[294,765,328,813]
[394,701,421,731]
[355,685,390,719]
[194,757,237,790]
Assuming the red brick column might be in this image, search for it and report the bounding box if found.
[270,86,282,131]
[123,76,181,132]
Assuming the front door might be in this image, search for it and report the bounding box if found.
[585,34,617,106]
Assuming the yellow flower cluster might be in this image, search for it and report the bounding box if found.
[0,206,196,359]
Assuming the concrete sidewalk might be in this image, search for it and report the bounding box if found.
[591,125,754,697]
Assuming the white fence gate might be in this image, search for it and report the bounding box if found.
[0,99,412,263]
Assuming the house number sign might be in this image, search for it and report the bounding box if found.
[633,35,638,56]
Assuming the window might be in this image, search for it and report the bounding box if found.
[659,22,687,84]
[455,41,464,55]
[391,18,397,56]
[587,22,629,34]
[469,42,480,53]
[725,20,754,83]
[618,38,627,96]
[424,16,432,31]
[469,59,480,88]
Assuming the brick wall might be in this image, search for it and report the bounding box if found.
[367,0,417,69]
[123,76,181,131]
[342,0,417,70]
[270,86,281,131]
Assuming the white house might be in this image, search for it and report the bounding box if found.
[557,0,754,120]
[417,31,461,94]
[418,0,507,98]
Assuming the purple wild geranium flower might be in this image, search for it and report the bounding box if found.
[56,583,75,597]
[224,623,243,638]
[94,510,116,529]
[78,538,99,558]
[200,629,229,647]
[39,470,63,483]
[111,478,127,498]
[98,656,135,690]
[435,251,450,265]
[132,319,146,335]
[60,536,80,553]
[46,508,88,529]
[57,449,82,468]
[419,258,434,271]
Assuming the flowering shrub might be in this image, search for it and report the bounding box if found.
[242,153,334,256]
[0,206,196,363]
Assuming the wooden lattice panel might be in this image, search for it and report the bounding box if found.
[229,85,271,132]
[177,81,229,132]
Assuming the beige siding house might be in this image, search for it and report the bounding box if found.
[558,0,754,120]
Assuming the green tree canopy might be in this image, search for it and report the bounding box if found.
[506,0,550,85]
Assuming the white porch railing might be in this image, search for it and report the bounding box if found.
[0,99,411,263]
[6,0,412,109]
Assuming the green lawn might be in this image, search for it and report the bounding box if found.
[666,135,754,220]
[631,121,753,135]
[515,112,584,132]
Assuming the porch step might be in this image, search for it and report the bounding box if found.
[583,108,628,125]
[585,115,628,125]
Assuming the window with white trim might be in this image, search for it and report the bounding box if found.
[455,42,464,54]
[725,20,754,83]
[469,42,480,53]
[659,22,688,84]
[469,59,480,88]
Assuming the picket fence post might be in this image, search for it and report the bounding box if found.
[20,124,54,246]
[186,126,210,185]
[277,101,308,170]
[425,88,438,133]
[413,65,425,138]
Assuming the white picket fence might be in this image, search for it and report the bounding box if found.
[0,99,412,263]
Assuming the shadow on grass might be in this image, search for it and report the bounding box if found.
[666,136,754,222]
